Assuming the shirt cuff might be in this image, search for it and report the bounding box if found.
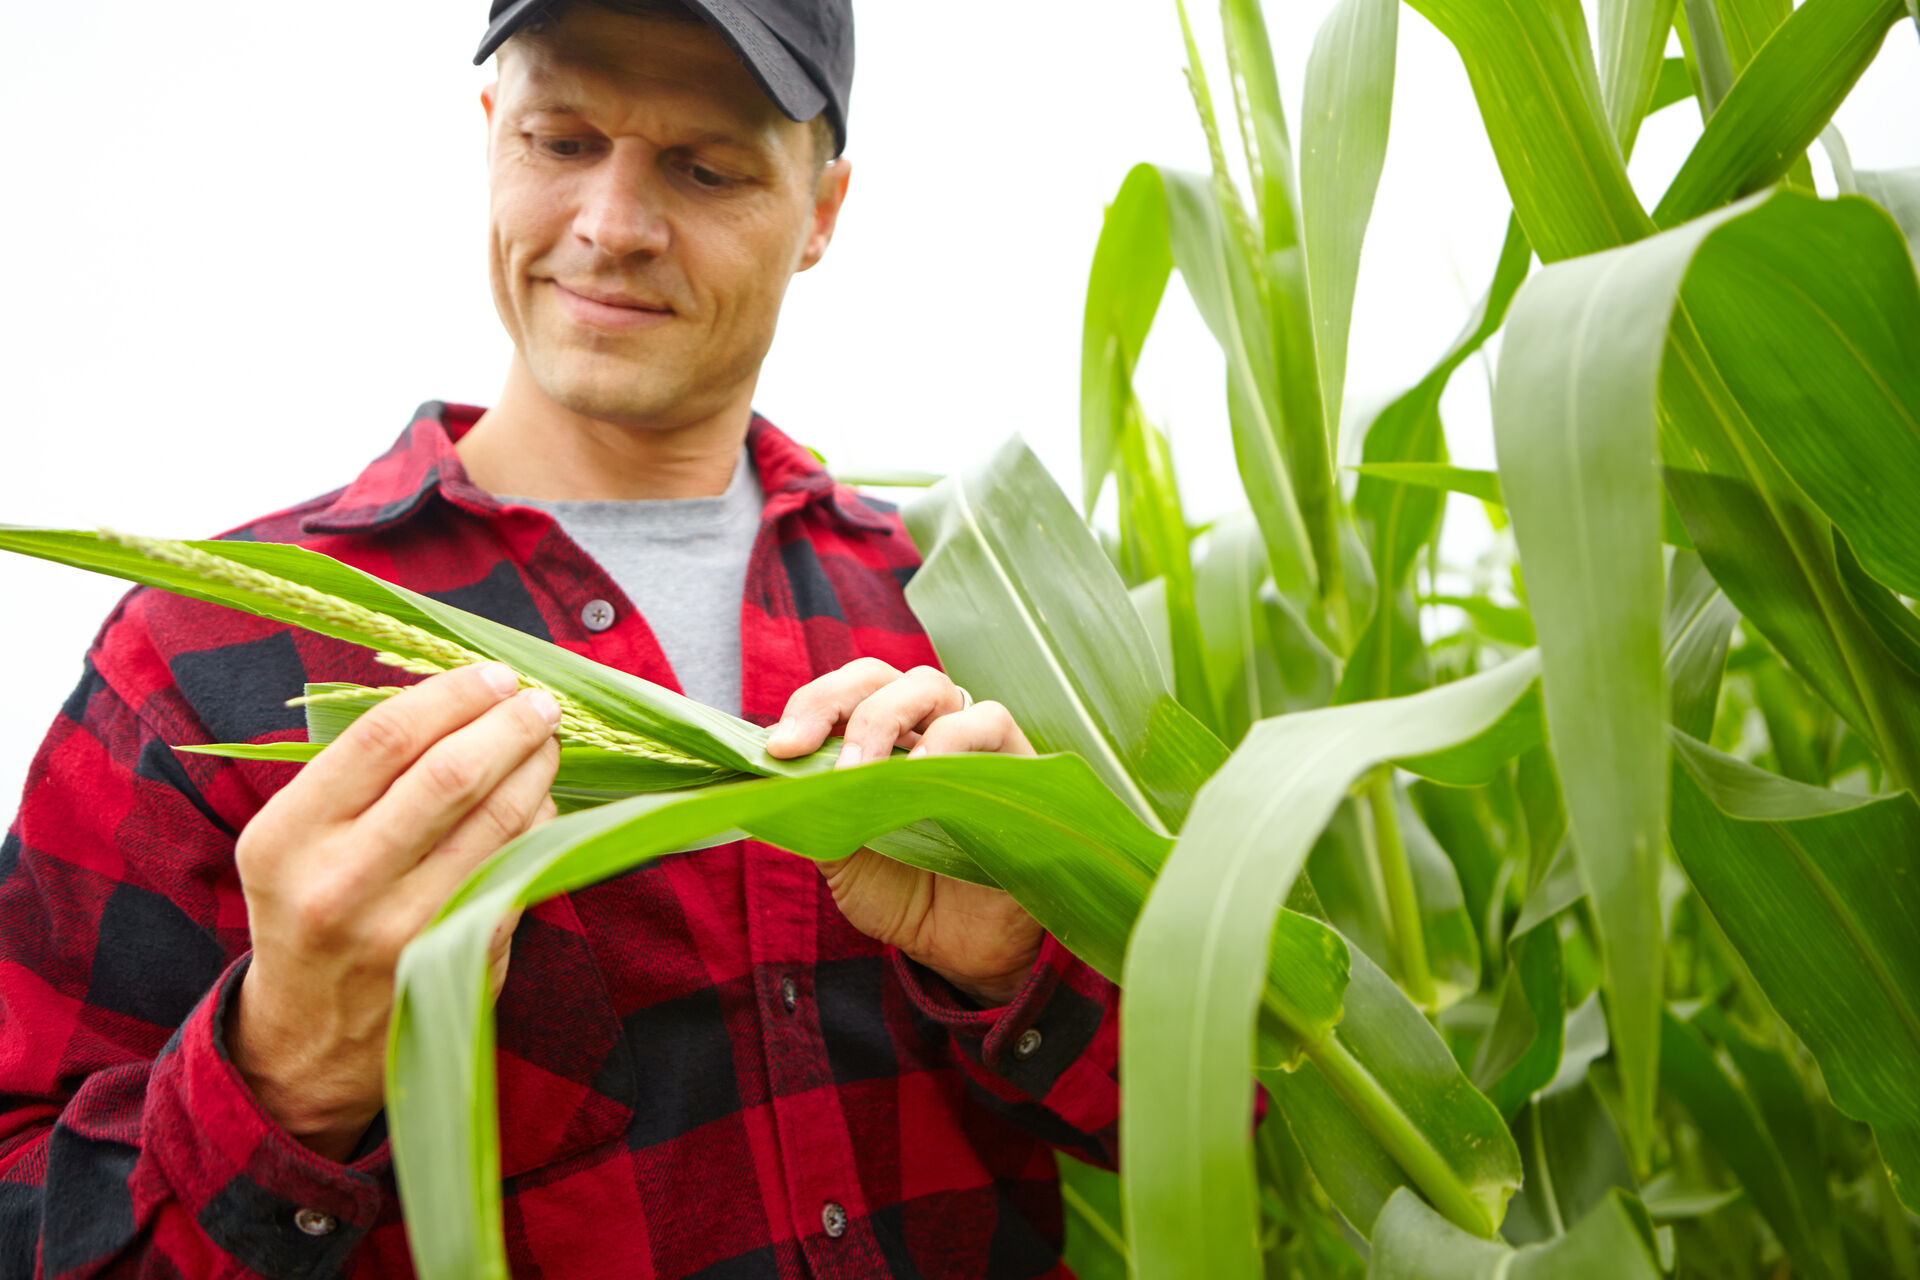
[144,953,387,1280]
[892,932,1119,1135]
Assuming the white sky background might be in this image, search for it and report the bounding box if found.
[1,3,1915,807]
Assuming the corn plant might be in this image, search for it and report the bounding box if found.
[4,0,1918,1276]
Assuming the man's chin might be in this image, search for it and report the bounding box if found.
[525,359,690,432]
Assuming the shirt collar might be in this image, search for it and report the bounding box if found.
[302,401,892,536]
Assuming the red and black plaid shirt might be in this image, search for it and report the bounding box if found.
[0,403,1120,1279]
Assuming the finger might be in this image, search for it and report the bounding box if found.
[358,687,561,873]
[765,657,901,757]
[906,700,1035,759]
[399,738,558,914]
[838,666,965,768]
[283,663,524,825]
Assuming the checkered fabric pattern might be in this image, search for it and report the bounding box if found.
[0,404,1120,1279]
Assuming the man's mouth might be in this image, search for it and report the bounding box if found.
[550,281,675,331]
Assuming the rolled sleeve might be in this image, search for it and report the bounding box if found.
[892,933,1120,1164]
[144,954,387,1279]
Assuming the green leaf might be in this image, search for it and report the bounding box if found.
[1194,511,1338,742]
[1425,595,1537,648]
[1350,463,1503,506]
[1503,1081,1636,1245]
[1299,0,1398,447]
[1494,200,1746,1170]
[1341,217,1532,706]
[1822,126,1920,262]
[1680,0,1739,115]
[1218,0,1301,253]
[1122,655,1539,1269]
[1403,0,1650,262]
[1659,1009,1848,1279]
[902,436,1230,832]
[0,527,802,781]
[1150,163,1326,601]
[1058,1155,1129,1280]
[1663,550,1739,743]
[1114,411,1214,725]
[1395,788,1482,1010]
[1694,1006,1845,1266]
[1650,55,1697,114]
[1081,166,1173,509]
[1672,195,1920,605]
[1367,1187,1666,1278]
[1598,0,1681,152]
[1654,0,1908,227]
[1713,0,1793,72]
[389,751,1173,1280]
[1472,923,1565,1119]
[1668,731,1920,1211]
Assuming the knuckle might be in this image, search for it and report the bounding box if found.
[347,710,416,765]
[975,700,1015,730]
[850,657,898,682]
[420,749,482,804]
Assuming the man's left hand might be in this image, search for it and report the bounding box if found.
[765,660,1043,1007]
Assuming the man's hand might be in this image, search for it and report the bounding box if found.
[228,663,561,1162]
[765,660,1043,1007]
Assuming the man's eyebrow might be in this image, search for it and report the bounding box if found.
[519,99,587,116]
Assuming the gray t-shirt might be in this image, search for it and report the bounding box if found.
[506,449,764,717]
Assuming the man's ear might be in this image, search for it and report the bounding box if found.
[797,158,852,274]
[481,81,498,123]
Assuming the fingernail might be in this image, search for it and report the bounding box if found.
[524,689,561,727]
[907,744,926,760]
[480,663,519,697]
[835,741,865,770]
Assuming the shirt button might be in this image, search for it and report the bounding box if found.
[1013,1028,1044,1060]
[779,976,799,1012]
[821,1201,848,1239]
[580,599,616,632]
[292,1208,339,1237]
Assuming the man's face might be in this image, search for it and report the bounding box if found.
[484,7,846,432]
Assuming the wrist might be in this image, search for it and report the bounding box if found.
[928,952,1040,1009]
[228,966,385,1162]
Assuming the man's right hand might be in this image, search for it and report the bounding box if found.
[227,662,562,1162]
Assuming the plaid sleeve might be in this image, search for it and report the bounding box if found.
[891,933,1120,1169]
[0,605,387,1279]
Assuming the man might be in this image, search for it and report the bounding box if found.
[0,1,1119,1275]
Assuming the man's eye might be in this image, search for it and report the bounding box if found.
[686,164,734,190]
[535,137,588,158]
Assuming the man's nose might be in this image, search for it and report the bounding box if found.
[571,143,670,259]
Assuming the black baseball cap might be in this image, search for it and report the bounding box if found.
[474,0,854,156]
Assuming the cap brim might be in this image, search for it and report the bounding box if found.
[472,0,550,65]
[471,0,839,153]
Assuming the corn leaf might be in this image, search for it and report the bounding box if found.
[1080,165,1173,510]
[1503,1079,1636,1245]
[1492,201,1732,1169]
[1598,0,1681,153]
[1654,0,1906,226]
[1366,1186,1666,1278]
[1658,1009,1848,1279]
[390,752,1173,1279]
[1667,730,1920,1212]
[1340,216,1532,707]
[1193,511,1336,742]
[902,435,1230,833]
[1122,653,1539,1271]
[1299,0,1397,447]
[1402,0,1649,262]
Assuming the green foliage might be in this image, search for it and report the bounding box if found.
[6,0,1919,1276]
